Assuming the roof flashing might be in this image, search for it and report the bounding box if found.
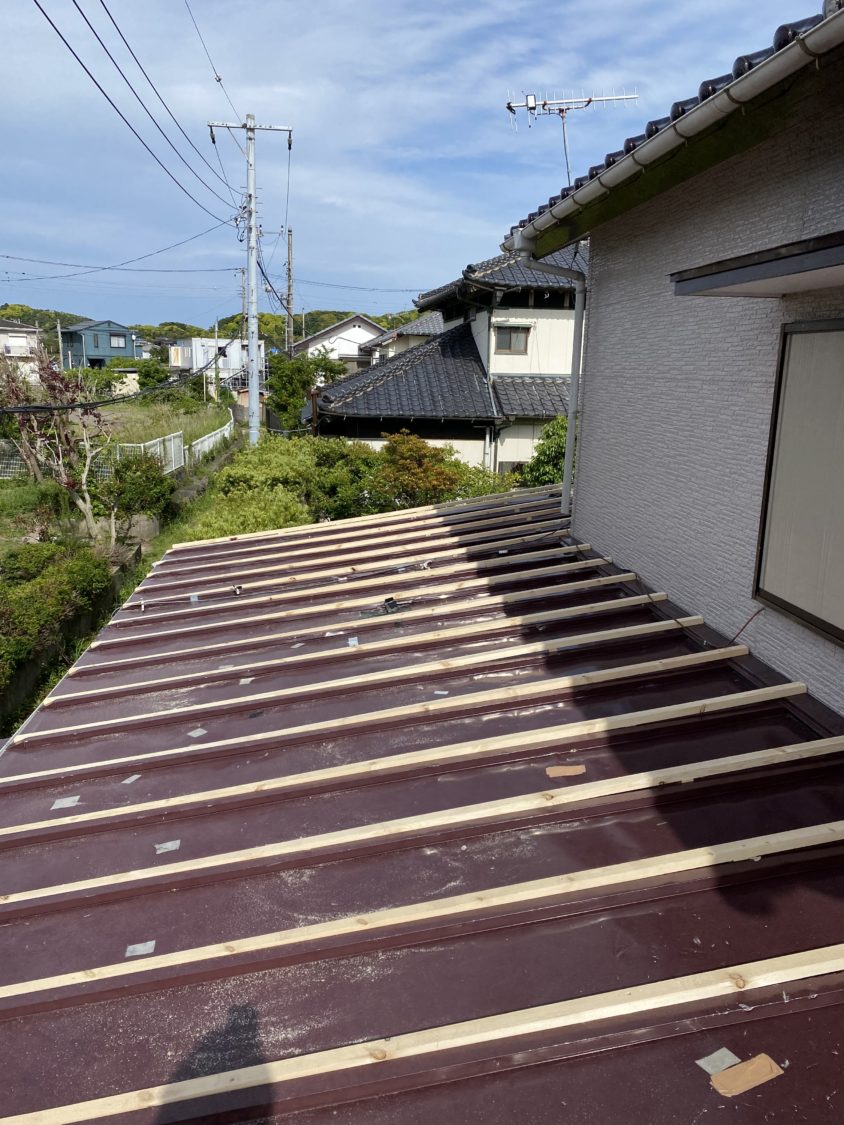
[672,230,844,296]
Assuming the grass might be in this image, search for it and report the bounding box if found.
[0,480,44,549]
[102,400,230,447]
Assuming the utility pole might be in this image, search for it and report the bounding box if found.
[286,226,294,358]
[214,319,220,401]
[210,117,292,446]
[55,318,63,369]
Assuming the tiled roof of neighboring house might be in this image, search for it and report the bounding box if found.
[315,322,501,420]
[416,244,589,309]
[504,7,844,247]
[0,317,38,332]
[364,309,447,351]
[5,487,844,1120]
[493,375,570,419]
[292,313,385,354]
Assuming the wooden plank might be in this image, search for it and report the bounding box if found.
[5,941,844,1122]
[119,553,603,628]
[143,518,568,587]
[6,722,840,845]
[0,683,805,790]
[128,527,572,604]
[49,613,698,708]
[0,692,825,908]
[90,566,627,652]
[77,583,653,677]
[152,501,564,577]
[166,485,563,552]
[120,544,589,616]
[13,645,748,747]
[2,816,843,1003]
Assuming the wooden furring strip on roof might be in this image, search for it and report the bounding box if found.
[5,941,844,1123]
[0,682,805,789]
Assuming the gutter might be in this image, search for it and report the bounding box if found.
[502,8,844,252]
[511,230,586,519]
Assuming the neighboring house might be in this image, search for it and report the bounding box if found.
[60,320,140,369]
[502,2,844,713]
[169,336,266,393]
[312,245,585,469]
[0,316,39,378]
[292,313,385,373]
[361,309,445,363]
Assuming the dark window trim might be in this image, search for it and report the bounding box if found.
[494,325,530,355]
[753,318,844,648]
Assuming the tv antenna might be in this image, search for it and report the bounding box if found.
[506,92,638,185]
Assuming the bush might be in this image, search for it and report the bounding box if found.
[0,542,62,585]
[449,462,520,499]
[520,415,567,487]
[93,453,175,523]
[183,486,308,541]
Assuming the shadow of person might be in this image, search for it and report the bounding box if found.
[155,1003,275,1124]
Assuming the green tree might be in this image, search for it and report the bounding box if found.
[266,348,347,431]
[106,355,169,390]
[93,452,175,548]
[519,415,567,487]
[369,430,462,510]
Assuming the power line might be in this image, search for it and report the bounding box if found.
[266,142,292,270]
[0,221,233,280]
[96,0,238,201]
[31,0,232,224]
[295,277,425,293]
[69,0,233,209]
[183,0,241,123]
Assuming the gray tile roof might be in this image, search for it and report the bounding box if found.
[316,323,501,421]
[416,244,588,309]
[0,317,38,332]
[364,310,445,351]
[493,376,570,419]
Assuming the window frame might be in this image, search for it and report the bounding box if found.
[753,318,844,647]
[494,325,530,355]
[110,334,127,349]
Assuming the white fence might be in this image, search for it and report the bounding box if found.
[0,410,235,481]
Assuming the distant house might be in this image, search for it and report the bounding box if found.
[501,3,844,712]
[169,336,266,393]
[60,320,140,369]
[0,317,39,378]
[292,314,384,373]
[361,310,445,364]
[311,246,585,469]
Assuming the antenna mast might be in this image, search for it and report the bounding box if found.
[506,92,638,184]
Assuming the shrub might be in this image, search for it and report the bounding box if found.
[520,415,567,487]
[94,453,175,522]
[449,462,520,499]
[183,486,308,541]
[0,542,63,585]
[368,431,462,510]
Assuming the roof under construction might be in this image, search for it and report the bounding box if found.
[2,485,844,1123]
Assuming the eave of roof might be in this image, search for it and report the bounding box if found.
[503,8,844,258]
[493,374,570,419]
[4,487,844,1121]
[292,313,385,352]
[416,245,587,310]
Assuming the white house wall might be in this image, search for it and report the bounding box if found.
[490,307,575,376]
[305,322,381,361]
[574,67,844,712]
[496,422,544,466]
[352,435,487,467]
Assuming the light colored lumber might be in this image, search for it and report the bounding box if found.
[154,501,564,576]
[7,720,841,845]
[4,940,844,1122]
[143,517,567,587]
[119,544,588,618]
[0,683,805,789]
[91,565,626,652]
[130,526,571,603]
[4,701,829,907]
[77,584,653,676]
[14,645,746,746]
[166,485,563,552]
[48,613,698,708]
[121,553,603,628]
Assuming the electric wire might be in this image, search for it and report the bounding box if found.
[96,0,236,200]
[69,0,233,209]
[182,0,242,126]
[265,142,292,270]
[31,0,232,224]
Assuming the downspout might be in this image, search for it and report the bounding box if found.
[511,229,585,518]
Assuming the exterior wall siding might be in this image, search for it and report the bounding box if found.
[573,69,844,711]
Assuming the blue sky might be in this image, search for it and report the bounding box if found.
[1,0,809,327]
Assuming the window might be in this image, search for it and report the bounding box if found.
[110,334,126,349]
[494,326,529,354]
[755,321,844,643]
[92,334,99,348]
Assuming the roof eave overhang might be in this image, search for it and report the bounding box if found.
[502,12,844,259]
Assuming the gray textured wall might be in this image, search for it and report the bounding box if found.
[574,67,844,712]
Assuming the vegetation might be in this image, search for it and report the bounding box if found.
[265,349,347,431]
[102,399,230,446]
[0,542,111,696]
[92,453,176,547]
[519,415,567,487]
